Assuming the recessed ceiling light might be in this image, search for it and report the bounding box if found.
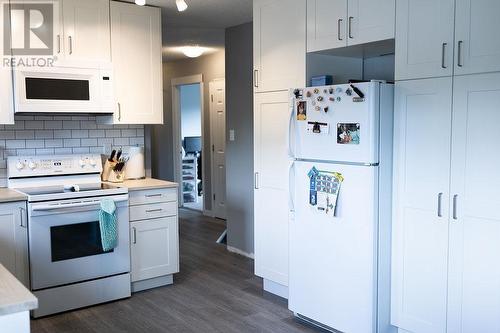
[176,0,188,12]
[181,45,205,58]
[135,0,146,5]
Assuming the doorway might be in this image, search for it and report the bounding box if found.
[172,75,204,211]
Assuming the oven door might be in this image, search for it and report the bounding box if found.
[28,195,130,290]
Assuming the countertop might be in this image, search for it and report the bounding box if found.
[0,265,37,316]
[0,188,27,203]
[106,178,178,191]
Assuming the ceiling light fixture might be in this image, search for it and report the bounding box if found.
[181,45,205,58]
[135,0,146,5]
[176,0,188,12]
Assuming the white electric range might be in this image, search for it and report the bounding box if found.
[7,154,131,318]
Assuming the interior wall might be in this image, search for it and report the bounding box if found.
[180,84,202,139]
[225,22,254,255]
[150,50,225,212]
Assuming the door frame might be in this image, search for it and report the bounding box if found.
[171,74,205,209]
[209,78,226,219]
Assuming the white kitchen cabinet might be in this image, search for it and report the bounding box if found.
[395,0,455,80]
[393,73,500,333]
[391,78,453,333]
[0,202,29,288]
[61,0,111,65]
[129,187,179,292]
[130,217,179,282]
[253,0,306,92]
[110,1,163,124]
[454,0,500,75]
[447,73,500,333]
[254,91,291,295]
[307,0,395,52]
[0,3,13,125]
[307,0,347,52]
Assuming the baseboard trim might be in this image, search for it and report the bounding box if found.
[263,279,288,299]
[203,209,214,217]
[132,275,173,293]
[227,245,255,259]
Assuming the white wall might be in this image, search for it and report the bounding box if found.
[180,83,201,139]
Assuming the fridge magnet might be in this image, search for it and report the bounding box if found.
[297,101,307,121]
[308,167,344,217]
[337,123,360,145]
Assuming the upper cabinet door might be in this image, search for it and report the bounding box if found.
[347,0,395,46]
[447,73,500,332]
[454,0,500,75]
[111,1,163,124]
[0,3,13,125]
[307,0,347,52]
[391,78,453,333]
[254,0,306,92]
[395,0,455,80]
[62,0,111,64]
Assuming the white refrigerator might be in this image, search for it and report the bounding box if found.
[288,81,396,333]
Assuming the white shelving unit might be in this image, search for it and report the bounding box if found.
[182,155,198,203]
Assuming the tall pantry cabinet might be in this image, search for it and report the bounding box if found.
[392,1,500,332]
[253,0,306,298]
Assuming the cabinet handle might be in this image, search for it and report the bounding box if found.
[457,41,463,67]
[19,207,26,228]
[117,102,122,121]
[437,193,443,217]
[146,194,162,198]
[57,35,61,54]
[348,16,354,39]
[337,18,343,41]
[132,227,137,244]
[453,195,458,220]
[254,172,259,190]
[441,43,447,69]
[253,70,259,88]
[146,209,163,213]
[68,36,73,55]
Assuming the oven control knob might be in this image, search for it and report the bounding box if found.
[79,159,87,168]
[28,161,37,170]
[16,161,25,170]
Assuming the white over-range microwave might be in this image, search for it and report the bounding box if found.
[13,66,115,114]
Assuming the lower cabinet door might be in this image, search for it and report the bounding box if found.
[130,217,179,282]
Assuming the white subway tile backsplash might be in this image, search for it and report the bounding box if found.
[0,117,145,186]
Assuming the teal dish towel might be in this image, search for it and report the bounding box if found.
[99,199,118,252]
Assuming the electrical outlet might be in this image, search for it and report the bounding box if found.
[229,129,235,141]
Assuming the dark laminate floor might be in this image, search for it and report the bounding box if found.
[31,209,321,333]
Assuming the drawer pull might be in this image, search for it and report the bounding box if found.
[146,209,163,213]
[145,194,163,198]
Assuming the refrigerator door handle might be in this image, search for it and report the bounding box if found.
[288,162,295,212]
[288,97,296,158]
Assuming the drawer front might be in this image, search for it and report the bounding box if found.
[130,202,177,221]
[129,188,177,206]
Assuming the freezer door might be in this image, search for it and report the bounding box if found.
[289,160,378,333]
[291,82,382,164]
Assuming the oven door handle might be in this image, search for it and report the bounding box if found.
[32,199,127,211]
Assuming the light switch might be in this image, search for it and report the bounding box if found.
[229,129,235,141]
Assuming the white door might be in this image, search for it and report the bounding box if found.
[111,2,163,124]
[454,0,500,75]
[0,202,29,287]
[254,91,291,287]
[62,0,111,65]
[391,78,453,333]
[254,0,306,92]
[307,0,347,52]
[210,79,226,220]
[395,0,455,80]
[290,160,378,333]
[447,73,500,333]
[130,217,179,282]
[347,0,395,46]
